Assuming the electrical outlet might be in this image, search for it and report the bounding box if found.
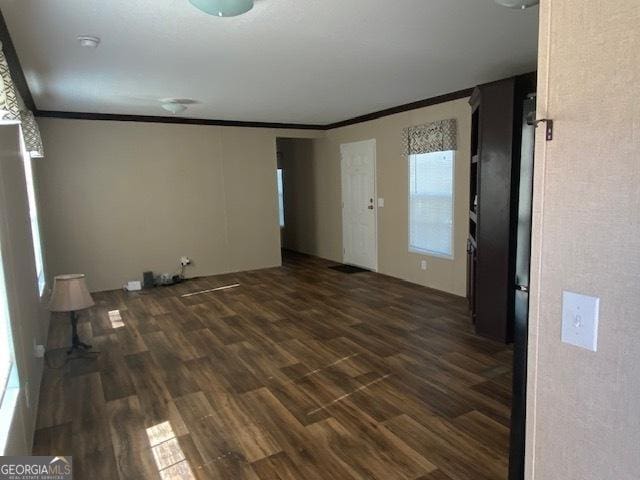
[420,260,427,270]
[180,256,192,267]
[32,337,45,358]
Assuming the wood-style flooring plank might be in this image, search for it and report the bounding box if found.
[33,250,512,480]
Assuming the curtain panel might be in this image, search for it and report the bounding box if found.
[0,42,44,157]
[403,118,457,155]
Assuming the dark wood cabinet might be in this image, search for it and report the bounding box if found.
[467,73,536,343]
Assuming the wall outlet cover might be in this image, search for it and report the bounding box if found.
[420,260,427,270]
[126,280,142,291]
[34,344,45,358]
[561,290,600,352]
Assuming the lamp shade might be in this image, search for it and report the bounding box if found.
[49,274,95,312]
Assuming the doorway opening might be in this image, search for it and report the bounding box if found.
[275,137,319,256]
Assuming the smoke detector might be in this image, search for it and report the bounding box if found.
[77,35,101,48]
[494,0,538,8]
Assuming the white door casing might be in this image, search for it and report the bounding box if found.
[340,139,377,271]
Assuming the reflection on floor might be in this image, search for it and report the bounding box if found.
[33,251,513,480]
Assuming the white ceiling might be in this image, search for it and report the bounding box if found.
[0,0,539,125]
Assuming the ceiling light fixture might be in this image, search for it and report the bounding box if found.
[160,99,191,114]
[189,0,254,17]
[494,0,538,9]
[77,35,101,48]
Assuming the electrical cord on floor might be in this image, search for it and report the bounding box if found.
[44,348,101,370]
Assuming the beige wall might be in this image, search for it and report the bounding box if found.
[37,105,470,297]
[36,118,323,292]
[526,1,640,479]
[279,99,470,296]
[0,125,49,454]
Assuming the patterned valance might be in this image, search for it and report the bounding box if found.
[0,41,20,122]
[0,42,44,158]
[403,118,457,155]
[20,110,44,158]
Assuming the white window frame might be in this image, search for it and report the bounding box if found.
[407,150,456,260]
[19,135,46,296]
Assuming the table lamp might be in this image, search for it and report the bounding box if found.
[49,274,95,354]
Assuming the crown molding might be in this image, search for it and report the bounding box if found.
[324,88,474,129]
[34,110,325,130]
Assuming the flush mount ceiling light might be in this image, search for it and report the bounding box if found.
[77,35,101,48]
[160,98,195,114]
[189,0,254,17]
[161,102,187,114]
[494,0,539,9]
[494,0,538,8]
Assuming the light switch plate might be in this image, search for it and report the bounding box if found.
[377,198,384,207]
[561,290,599,352]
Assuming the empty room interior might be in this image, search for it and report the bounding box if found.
[0,0,637,479]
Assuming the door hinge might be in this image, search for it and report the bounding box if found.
[531,118,554,141]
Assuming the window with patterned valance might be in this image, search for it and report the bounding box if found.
[0,41,44,157]
[402,118,457,156]
[404,118,457,258]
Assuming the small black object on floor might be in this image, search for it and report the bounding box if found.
[329,264,370,274]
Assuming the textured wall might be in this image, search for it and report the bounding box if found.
[36,119,323,292]
[526,1,640,479]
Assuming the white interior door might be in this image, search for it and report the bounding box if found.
[341,139,377,271]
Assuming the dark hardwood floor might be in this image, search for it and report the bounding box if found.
[33,251,513,480]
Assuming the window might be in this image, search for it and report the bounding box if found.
[0,246,13,407]
[408,151,454,258]
[0,237,19,455]
[20,141,45,295]
[277,168,285,227]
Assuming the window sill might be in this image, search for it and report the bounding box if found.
[409,248,454,261]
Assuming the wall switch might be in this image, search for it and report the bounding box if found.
[377,198,384,207]
[420,260,427,270]
[561,290,600,352]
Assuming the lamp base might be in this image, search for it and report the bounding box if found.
[67,311,92,355]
